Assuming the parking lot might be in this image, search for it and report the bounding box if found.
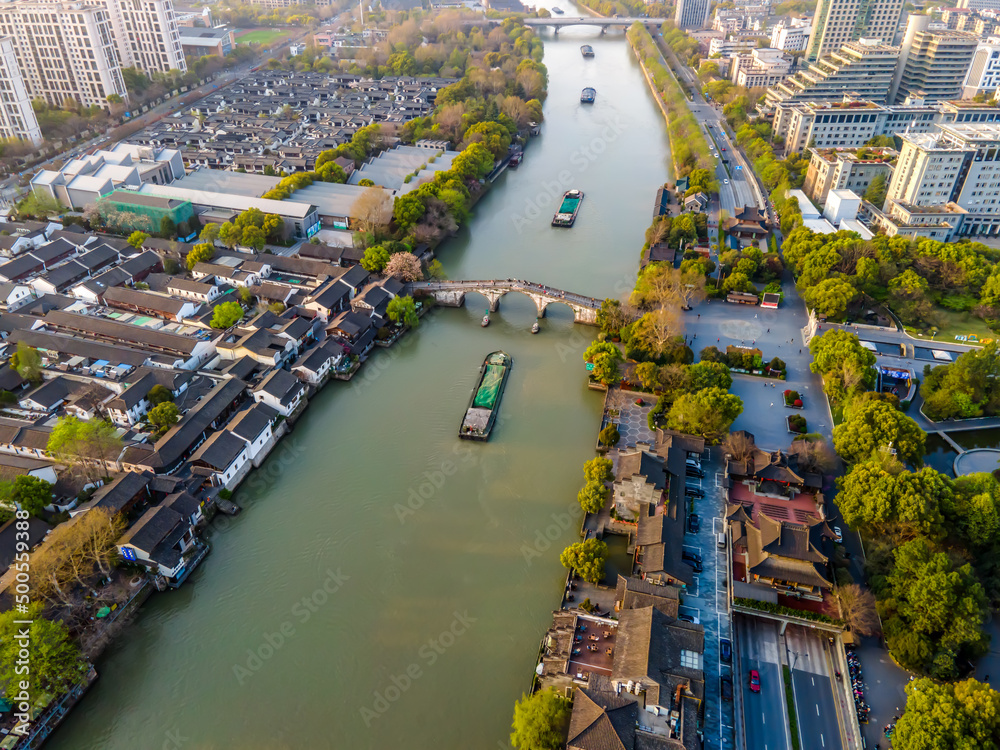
[680,447,736,750]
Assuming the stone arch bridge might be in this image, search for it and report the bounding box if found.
[408,280,601,325]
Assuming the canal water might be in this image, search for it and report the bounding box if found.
[48,13,674,750]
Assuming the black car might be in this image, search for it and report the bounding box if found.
[682,550,702,564]
[720,638,732,664]
[687,513,700,533]
[721,676,733,702]
[685,486,705,498]
[679,613,695,623]
[686,466,705,478]
[682,558,703,572]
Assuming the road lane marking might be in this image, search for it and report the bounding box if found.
[816,704,820,715]
[821,734,825,747]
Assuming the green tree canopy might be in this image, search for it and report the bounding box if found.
[584,456,613,484]
[893,678,1000,750]
[921,343,1000,421]
[361,244,391,273]
[11,475,53,517]
[510,688,571,750]
[147,401,180,436]
[126,231,149,250]
[577,480,608,515]
[833,398,926,467]
[46,416,122,483]
[876,537,988,679]
[211,300,244,329]
[837,459,952,538]
[0,605,87,697]
[146,384,173,406]
[665,387,743,443]
[598,424,620,447]
[386,295,419,328]
[185,242,215,271]
[559,538,609,584]
[11,341,42,383]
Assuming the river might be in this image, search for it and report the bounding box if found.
[47,13,673,750]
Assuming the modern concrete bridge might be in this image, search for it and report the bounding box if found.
[409,279,601,324]
[522,16,659,33]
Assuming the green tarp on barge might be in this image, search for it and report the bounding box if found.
[473,364,505,408]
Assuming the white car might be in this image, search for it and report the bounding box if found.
[724,179,730,185]
[833,526,843,543]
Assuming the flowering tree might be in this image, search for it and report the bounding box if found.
[384,252,423,281]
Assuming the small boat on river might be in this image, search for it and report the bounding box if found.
[581,87,596,103]
[481,312,490,327]
[552,189,584,227]
[552,6,564,12]
[531,320,540,334]
[581,45,594,57]
[459,351,511,441]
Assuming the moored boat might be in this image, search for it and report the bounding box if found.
[581,45,594,57]
[481,312,490,327]
[459,351,512,441]
[552,189,584,227]
[581,87,596,103]
[552,6,564,12]
[531,320,540,334]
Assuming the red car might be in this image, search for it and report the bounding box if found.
[749,669,761,693]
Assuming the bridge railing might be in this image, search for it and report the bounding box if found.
[408,280,601,307]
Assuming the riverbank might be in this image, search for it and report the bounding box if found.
[43,17,679,749]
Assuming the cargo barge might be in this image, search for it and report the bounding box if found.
[552,189,584,227]
[459,351,511,441]
[581,45,595,57]
[581,87,596,103]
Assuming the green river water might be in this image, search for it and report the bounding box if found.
[48,13,673,749]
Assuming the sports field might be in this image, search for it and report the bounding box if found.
[236,28,289,46]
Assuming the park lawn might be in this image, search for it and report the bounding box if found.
[903,308,997,346]
[236,28,290,46]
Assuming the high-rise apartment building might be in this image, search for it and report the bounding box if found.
[675,0,711,30]
[94,0,186,76]
[883,123,1000,236]
[771,19,812,51]
[766,41,899,109]
[888,15,979,103]
[956,0,1000,10]
[0,0,128,110]
[0,36,41,145]
[963,38,1000,98]
[807,0,904,61]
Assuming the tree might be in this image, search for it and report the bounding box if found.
[11,341,42,382]
[578,480,608,514]
[592,352,621,386]
[159,215,176,238]
[810,330,877,405]
[46,417,122,482]
[147,401,179,436]
[12,475,53,517]
[836,460,952,538]
[893,678,1000,750]
[876,537,988,679]
[393,193,427,232]
[666,387,743,443]
[632,307,684,361]
[559,539,609,584]
[833,399,926,467]
[386,295,419,328]
[584,456,613,484]
[510,689,571,750]
[361,244,391,273]
[146,384,172,406]
[722,430,757,462]
[451,142,494,179]
[199,223,220,245]
[211,300,244,329]
[384,252,423,281]
[127,231,149,250]
[0,605,87,697]
[262,213,284,242]
[242,225,266,252]
[218,221,241,250]
[599,424,620,447]
[836,583,880,637]
[185,242,215,271]
[596,298,637,338]
[864,173,888,209]
[351,186,393,234]
[802,277,858,318]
